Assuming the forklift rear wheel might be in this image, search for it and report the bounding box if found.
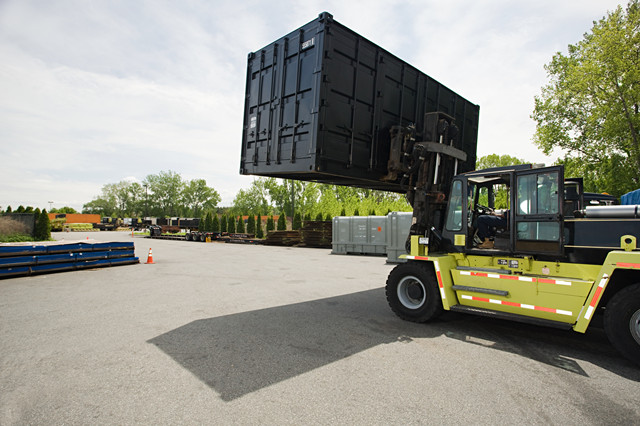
[386,262,443,323]
[604,283,640,367]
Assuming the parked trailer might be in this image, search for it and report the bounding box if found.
[147,226,222,242]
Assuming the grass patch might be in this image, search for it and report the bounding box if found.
[0,233,35,242]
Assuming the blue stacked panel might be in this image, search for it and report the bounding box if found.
[0,241,139,279]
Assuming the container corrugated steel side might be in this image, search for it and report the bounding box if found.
[386,211,412,263]
[241,12,479,192]
[332,215,388,255]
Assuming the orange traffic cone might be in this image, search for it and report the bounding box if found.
[146,248,155,264]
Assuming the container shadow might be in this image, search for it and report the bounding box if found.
[148,288,639,401]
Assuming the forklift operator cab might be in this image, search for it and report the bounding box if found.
[441,164,564,258]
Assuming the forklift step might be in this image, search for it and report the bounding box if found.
[449,304,573,330]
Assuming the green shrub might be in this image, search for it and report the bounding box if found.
[247,214,255,234]
[293,212,302,230]
[212,214,220,232]
[277,213,286,231]
[237,216,245,233]
[256,215,264,238]
[34,209,51,241]
[266,215,275,232]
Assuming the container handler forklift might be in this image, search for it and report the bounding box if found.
[383,117,640,367]
[241,12,640,366]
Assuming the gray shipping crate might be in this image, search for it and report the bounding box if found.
[332,215,387,255]
[386,212,413,263]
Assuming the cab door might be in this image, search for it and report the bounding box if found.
[513,166,564,256]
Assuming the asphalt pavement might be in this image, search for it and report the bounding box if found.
[1,231,639,424]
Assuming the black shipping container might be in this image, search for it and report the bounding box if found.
[240,12,480,192]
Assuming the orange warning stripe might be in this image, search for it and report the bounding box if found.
[460,294,572,316]
[617,262,640,269]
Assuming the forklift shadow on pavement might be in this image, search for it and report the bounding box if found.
[148,288,639,401]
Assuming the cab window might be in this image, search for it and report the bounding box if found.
[445,179,463,231]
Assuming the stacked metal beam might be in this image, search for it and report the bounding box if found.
[0,241,139,278]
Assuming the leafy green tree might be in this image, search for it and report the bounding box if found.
[212,214,220,232]
[293,212,302,230]
[476,154,526,169]
[236,216,245,233]
[315,212,324,221]
[5,206,12,213]
[220,215,228,233]
[247,214,255,234]
[183,178,220,217]
[532,1,640,197]
[144,170,184,216]
[266,215,275,232]
[34,209,51,241]
[277,212,286,230]
[228,215,236,233]
[16,205,25,213]
[231,179,272,215]
[24,206,34,213]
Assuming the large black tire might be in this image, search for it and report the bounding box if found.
[604,283,640,367]
[385,262,444,323]
[185,233,192,241]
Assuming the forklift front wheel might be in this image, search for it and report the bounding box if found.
[386,262,443,323]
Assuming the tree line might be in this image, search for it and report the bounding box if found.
[79,171,413,220]
[82,170,220,218]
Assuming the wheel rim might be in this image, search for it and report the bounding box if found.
[397,275,426,309]
[630,309,640,346]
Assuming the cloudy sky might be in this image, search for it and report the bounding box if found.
[0,0,627,211]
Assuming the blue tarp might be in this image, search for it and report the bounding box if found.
[621,189,640,205]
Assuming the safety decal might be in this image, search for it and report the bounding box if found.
[460,294,573,316]
[583,275,609,320]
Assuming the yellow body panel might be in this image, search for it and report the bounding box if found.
[407,239,640,332]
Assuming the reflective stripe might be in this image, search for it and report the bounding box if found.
[457,270,572,286]
[617,262,640,269]
[461,295,572,316]
[405,256,445,300]
[583,276,609,320]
